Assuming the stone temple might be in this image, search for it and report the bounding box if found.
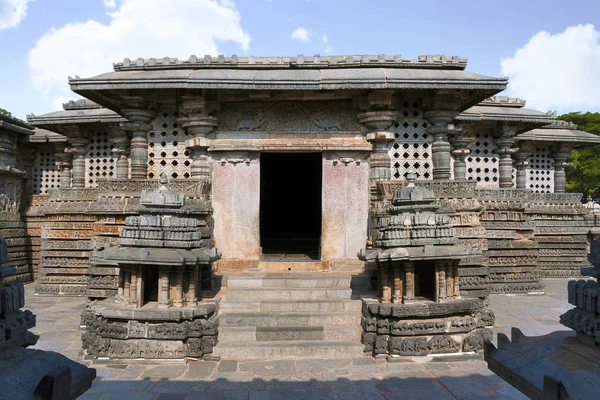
[2,54,600,360]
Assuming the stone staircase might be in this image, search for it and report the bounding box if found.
[214,271,366,359]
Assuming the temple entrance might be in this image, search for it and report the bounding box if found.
[260,153,322,260]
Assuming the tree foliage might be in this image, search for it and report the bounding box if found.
[0,108,11,116]
[558,112,600,199]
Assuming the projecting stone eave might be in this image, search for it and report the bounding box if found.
[26,106,126,130]
[516,127,600,149]
[456,105,555,134]
[68,69,507,115]
[0,113,34,136]
[23,128,67,144]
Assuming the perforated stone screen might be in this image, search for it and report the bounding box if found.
[466,133,499,187]
[527,147,554,193]
[148,106,192,179]
[388,102,432,180]
[85,131,116,188]
[32,148,58,194]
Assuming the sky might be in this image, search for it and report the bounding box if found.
[1,0,600,120]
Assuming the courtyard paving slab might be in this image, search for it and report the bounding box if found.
[27,278,574,399]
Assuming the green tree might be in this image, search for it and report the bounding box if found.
[558,112,600,199]
[0,108,11,116]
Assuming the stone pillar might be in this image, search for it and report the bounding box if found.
[130,269,138,303]
[495,131,519,189]
[112,136,130,179]
[178,97,218,179]
[425,111,459,180]
[121,109,156,179]
[445,265,453,297]
[185,267,198,305]
[158,269,170,308]
[380,262,392,303]
[514,152,529,189]
[453,266,460,297]
[392,267,403,304]
[449,132,473,180]
[54,150,72,189]
[66,139,88,188]
[552,151,570,193]
[403,261,415,302]
[438,263,447,300]
[124,270,131,298]
[358,111,397,184]
[173,269,184,308]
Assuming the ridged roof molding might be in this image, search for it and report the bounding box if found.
[112,54,468,71]
[62,99,102,110]
[480,96,526,108]
[545,120,578,130]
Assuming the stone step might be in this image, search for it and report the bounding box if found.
[219,299,362,313]
[217,312,361,327]
[225,275,352,289]
[224,288,353,301]
[218,325,362,342]
[215,340,365,359]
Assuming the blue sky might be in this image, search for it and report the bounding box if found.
[1,0,599,119]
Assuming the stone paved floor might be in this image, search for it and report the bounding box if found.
[26,278,574,399]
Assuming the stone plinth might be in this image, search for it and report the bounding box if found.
[0,237,96,399]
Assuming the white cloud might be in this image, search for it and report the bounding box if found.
[501,24,600,112]
[291,27,310,42]
[322,34,328,43]
[325,46,334,54]
[102,0,116,8]
[28,0,250,108]
[0,0,33,30]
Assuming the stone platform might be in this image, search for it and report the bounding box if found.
[25,278,574,398]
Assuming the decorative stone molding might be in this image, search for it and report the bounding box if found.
[331,151,369,166]
[113,54,468,71]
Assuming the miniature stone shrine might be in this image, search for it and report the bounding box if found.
[81,174,218,359]
[361,175,494,356]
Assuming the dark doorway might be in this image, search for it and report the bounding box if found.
[144,267,158,305]
[260,153,322,260]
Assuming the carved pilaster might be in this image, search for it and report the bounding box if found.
[425,111,459,180]
[449,129,473,180]
[403,261,415,303]
[178,97,218,179]
[65,139,88,188]
[514,152,529,189]
[358,110,397,184]
[380,261,392,303]
[120,109,156,179]
[552,151,570,193]
[495,132,519,189]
